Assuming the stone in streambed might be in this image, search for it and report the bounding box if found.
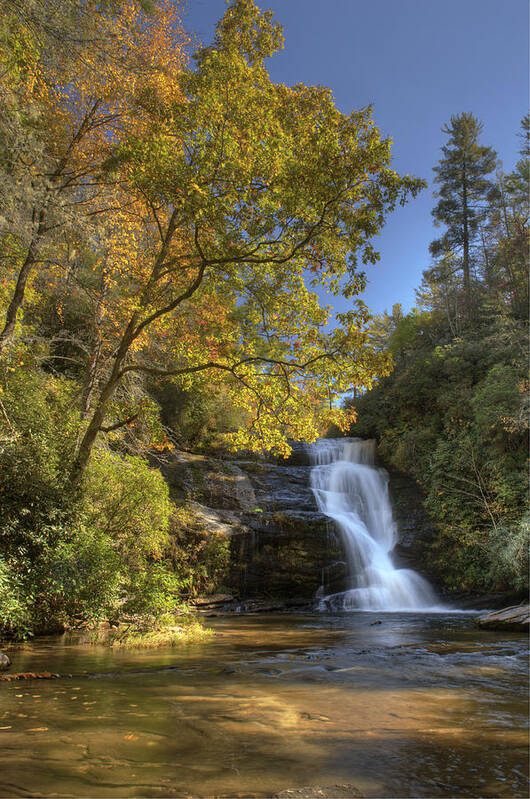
[0,651,10,670]
[273,786,364,798]
[476,604,529,632]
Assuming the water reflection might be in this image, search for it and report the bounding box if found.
[0,613,528,798]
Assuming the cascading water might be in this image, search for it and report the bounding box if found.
[310,438,439,611]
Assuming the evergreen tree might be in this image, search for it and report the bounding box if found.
[429,113,497,313]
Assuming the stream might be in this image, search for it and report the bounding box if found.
[1,612,528,798]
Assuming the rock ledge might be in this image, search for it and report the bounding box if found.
[476,604,529,632]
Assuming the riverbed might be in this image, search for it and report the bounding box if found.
[0,612,528,798]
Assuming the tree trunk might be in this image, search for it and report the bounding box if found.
[462,161,471,314]
[72,375,120,482]
[79,272,108,418]
[0,219,45,356]
[71,321,137,483]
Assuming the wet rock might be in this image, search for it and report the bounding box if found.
[0,651,10,670]
[229,510,344,599]
[476,604,529,632]
[447,591,527,610]
[386,467,439,584]
[236,599,297,613]
[159,448,348,601]
[191,594,234,607]
[0,671,62,681]
[273,785,364,798]
[157,443,446,604]
[159,452,256,511]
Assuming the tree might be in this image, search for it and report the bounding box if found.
[0,0,189,355]
[416,255,464,337]
[429,113,497,314]
[69,0,425,477]
[478,116,529,319]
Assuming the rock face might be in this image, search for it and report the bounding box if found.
[476,604,529,632]
[159,444,347,600]
[386,467,440,584]
[0,652,11,670]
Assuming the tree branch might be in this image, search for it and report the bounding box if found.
[100,413,139,433]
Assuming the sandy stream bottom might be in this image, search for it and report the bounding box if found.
[0,612,528,798]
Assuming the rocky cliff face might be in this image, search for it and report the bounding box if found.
[159,444,346,600]
[386,469,439,583]
[159,441,440,601]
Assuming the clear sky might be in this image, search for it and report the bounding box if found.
[184,0,528,316]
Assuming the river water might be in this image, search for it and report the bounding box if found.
[1,612,528,798]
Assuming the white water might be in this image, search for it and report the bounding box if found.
[310,438,440,612]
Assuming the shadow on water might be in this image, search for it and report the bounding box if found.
[0,613,528,798]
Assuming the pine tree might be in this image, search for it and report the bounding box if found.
[429,113,497,313]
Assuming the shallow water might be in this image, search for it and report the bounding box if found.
[0,613,528,798]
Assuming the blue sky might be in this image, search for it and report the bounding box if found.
[184,0,528,316]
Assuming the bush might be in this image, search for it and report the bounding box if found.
[348,308,528,595]
[0,557,32,637]
[488,515,530,591]
[82,450,173,567]
[119,562,184,617]
[0,361,179,634]
[168,505,231,596]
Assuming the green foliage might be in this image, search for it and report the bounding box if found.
[488,515,530,592]
[82,450,172,566]
[0,353,183,635]
[430,113,497,253]
[152,379,246,452]
[119,563,184,617]
[429,112,497,310]
[0,557,32,636]
[168,506,231,597]
[349,296,528,596]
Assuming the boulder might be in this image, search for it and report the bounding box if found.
[0,651,11,670]
[476,604,529,632]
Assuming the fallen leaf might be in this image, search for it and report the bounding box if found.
[123,733,139,741]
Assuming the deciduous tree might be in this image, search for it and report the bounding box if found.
[71,0,425,476]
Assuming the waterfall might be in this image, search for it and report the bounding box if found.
[309,438,439,612]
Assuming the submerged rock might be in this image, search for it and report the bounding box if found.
[476,604,529,632]
[274,786,364,798]
[0,651,10,670]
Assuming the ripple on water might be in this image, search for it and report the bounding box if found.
[0,613,528,798]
